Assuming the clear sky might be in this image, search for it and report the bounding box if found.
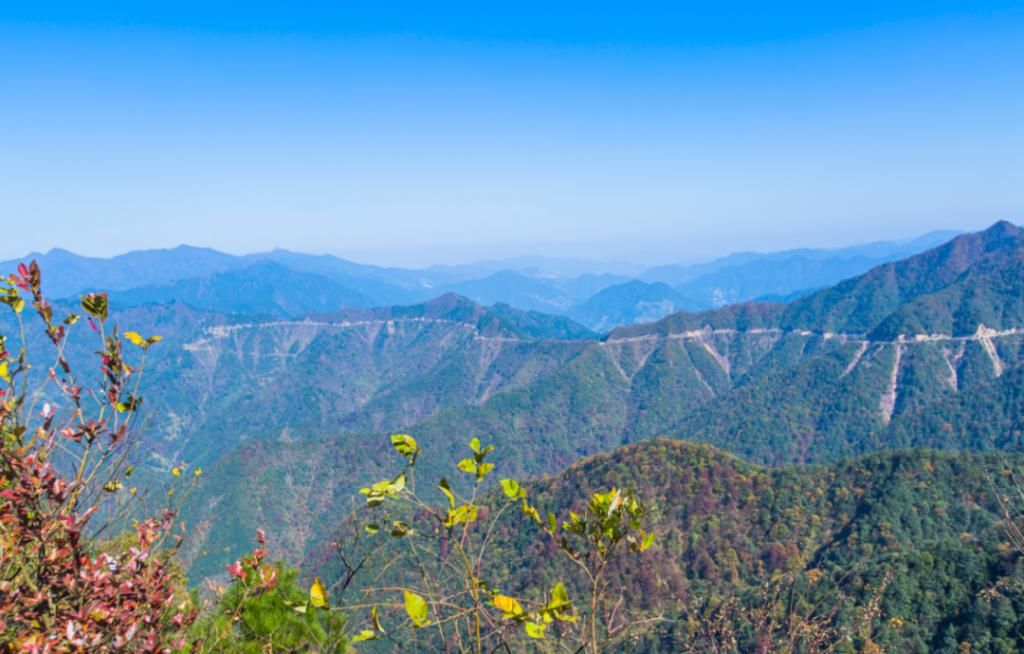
[1,1,1021,265]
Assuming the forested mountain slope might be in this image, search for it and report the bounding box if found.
[170,223,1024,576]
[477,440,1024,653]
[282,440,1024,652]
[7,223,1021,587]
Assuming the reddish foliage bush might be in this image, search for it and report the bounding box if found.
[0,261,196,652]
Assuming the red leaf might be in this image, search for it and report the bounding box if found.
[226,561,244,579]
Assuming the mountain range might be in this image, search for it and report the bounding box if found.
[15,221,1007,581]
[5,221,1023,651]
[2,229,958,331]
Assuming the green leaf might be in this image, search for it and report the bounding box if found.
[639,532,655,552]
[477,462,495,480]
[352,629,379,642]
[364,523,380,535]
[80,293,109,321]
[522,501,541,525]
[547,512,557,535]
[550,582,570,608]
[403,590,429,628]
[500,478,522,499]
[469,437,481,453]
[444,504,479,527]
[390,521,411,537]
[438,478,456,509]
[359,472,407,507]
[524,622,546,639]
[391,433,418,462]
[457,458,477,475]
[548,581,576,623]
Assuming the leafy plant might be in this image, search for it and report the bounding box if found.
[333,433,656,653]
[0,261,196,651]
[190,531,347,653]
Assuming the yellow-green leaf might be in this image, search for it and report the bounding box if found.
[404,590,429,628]
[438,478,456,510]
[500,478,521,499]
[640,532,655,552]
[0,361,9,383]
[352,629,378,642]
[359,472,407,506]
[124,331,146,347]
[310,577,328,608]
[444,504,479,527]
[550,582,570,608]
[477,462,495,480]
[493,595,523,617]
[391,433,418,460]
[525,622,546,639]
[522,501,541,524]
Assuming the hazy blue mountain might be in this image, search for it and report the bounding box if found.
[243,249,434,305]
[425,255,644,280]
[111,262,376,317]
[550,272,633,302]
[639,229,963,308]
[0,245,425,305]
[3,228,965,331]
[437,270,577,313]
[0,245,241,298]
[567,280,701,332]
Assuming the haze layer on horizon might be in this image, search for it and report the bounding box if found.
[1,1,1022,266]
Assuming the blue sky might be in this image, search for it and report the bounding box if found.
[1,2,1022,265]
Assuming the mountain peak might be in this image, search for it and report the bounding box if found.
[981,219,1023,240]
[423,292,481,312]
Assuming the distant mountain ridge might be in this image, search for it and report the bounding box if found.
[2,227,964,332]
[567,280,701,332]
